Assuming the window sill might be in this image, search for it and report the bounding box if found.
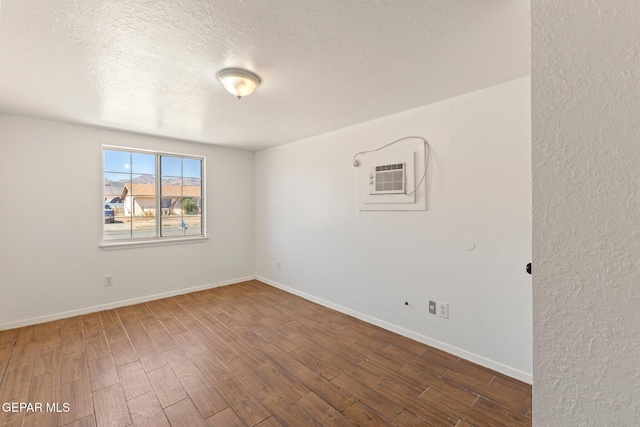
[100,236,209,251]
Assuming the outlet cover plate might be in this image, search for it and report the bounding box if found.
[438,302,449,319]
[429,300,436,315]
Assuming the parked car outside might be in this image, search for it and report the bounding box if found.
[106,197,124,210]
[104,204,115,223]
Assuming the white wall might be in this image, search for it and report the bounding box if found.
[0,114,255,329]
[532,1,640,424]
[255,77,532,381]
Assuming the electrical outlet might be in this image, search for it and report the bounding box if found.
[428,300,436,315]
[105,275,113,286]
[438,302,449,319]
[276,261,281,270]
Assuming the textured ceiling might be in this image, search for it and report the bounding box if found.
[0,0,530,151]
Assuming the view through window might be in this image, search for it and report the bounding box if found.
[103,148,204,241]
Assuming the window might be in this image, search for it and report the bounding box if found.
[103,147,204,244]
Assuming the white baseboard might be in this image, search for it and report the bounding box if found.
[0,275,256,331]
[1,274,532,384]
[257,275,533,385]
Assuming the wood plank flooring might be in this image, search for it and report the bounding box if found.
[0,280,532,426]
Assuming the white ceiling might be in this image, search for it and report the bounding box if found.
[0,1,530,151]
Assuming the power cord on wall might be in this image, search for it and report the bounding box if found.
[352,136,430,196]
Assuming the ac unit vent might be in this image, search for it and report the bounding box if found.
[370,163,405,194]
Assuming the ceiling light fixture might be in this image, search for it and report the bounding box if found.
[217,68,261,99]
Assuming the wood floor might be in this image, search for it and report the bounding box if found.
[0,280,531,427]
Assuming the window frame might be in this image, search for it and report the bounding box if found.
[100,145,207,250]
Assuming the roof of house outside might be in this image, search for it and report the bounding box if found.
[121,183,201,198]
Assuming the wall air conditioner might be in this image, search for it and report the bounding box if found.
[358,142,426,211]
[369,163,406,195]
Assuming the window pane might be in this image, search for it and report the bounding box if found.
[104,173,129,200]
[161,198,180,215]
[132,217,156,239]
[161,216,184,237]
[132,152,156,175]
[130,176,156,196]
[183,177,201,186]
[184,216,202,236]
[104,150,131,173]
[183,158,201,178]
[182,178,202,198]
[110,202,125,217]
[161,178,182,196]
[181,198,201,216]
[161,197,172,209]
[104,216,131,240]
[161,156,181,177]
[130,196,155,217]
[132,173,156,185]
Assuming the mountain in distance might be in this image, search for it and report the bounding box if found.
[104,174,181,197]
[133,174,157,184]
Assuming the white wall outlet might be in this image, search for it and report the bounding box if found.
[438,302,449,319]
[105,275,113,286]
[276,261,281,270]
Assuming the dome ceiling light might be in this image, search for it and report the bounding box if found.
[217,68,261,99]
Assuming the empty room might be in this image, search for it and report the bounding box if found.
[1,1,638,426]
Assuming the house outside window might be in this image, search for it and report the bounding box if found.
[103,147,204,243]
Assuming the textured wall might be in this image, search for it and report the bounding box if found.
[532,1,640,424]
[256,78,532,380]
